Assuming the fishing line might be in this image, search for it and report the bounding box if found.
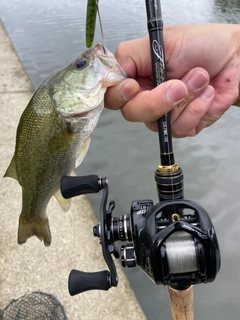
[96,0,106,54]
[165,231,198,274]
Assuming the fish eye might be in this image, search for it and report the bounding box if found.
[75,58,87,69]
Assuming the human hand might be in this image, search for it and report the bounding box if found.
[105,24,240,137]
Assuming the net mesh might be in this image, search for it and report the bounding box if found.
[0,291,68,320]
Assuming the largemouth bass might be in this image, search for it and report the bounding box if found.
[4,44,126,247]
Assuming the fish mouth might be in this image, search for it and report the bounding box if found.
[64,106,98,119]
[71,111,90,118]
[92,43,107,56]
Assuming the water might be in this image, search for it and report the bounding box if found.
[1,1,240,319]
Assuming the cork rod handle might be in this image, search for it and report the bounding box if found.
[168,286,194,320]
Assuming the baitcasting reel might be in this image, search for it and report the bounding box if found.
[60,174,221,295]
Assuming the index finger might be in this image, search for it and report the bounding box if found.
[114,36,152,78]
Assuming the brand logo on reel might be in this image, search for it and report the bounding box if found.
[183,223,208,240]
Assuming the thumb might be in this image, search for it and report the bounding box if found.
[119,80,188,122]
[105,78,141,111]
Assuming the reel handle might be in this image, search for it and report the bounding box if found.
[61,175,119,296]
[68,269,111,296]
[60,175,101,199]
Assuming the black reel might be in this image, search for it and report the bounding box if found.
[60,175,221,295]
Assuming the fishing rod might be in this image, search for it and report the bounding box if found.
[146,0,174,167]
[145,0,220,318]
[60,1,221,319]
[145,0,193,317]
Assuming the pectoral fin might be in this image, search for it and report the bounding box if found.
[4,155,18,181]
[54,188,71,212]
[76,137,91,168]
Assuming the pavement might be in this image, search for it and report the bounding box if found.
[0,20,146,319]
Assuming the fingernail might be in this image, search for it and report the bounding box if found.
[188,72,208,91]
[167,83,187,103]
[200,85,214,99]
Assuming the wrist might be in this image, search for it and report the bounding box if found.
[233,24,240,107]
[234,97,240,107]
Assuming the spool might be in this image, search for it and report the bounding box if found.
[165,231,196,320]
[165,231,198,274]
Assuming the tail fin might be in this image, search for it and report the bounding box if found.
[18,216,52,247]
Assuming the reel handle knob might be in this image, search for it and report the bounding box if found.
[60,175,101,199]
[68,269,111,296]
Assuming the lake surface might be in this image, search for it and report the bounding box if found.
[1,1,240,319]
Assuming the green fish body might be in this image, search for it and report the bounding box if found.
[4,44,126,246]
